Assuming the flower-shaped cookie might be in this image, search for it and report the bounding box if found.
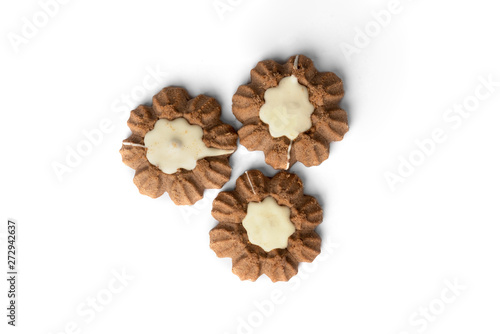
[120,87,238,205]
[233,55,349,170]
[209,170,322,282]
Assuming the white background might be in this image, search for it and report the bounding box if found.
[1,0,500,333]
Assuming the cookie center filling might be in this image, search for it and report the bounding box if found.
[242,196,296,252]
[259,75,315,140]
[144,118,234,174]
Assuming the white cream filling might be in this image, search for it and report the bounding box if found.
[259,75,314,140]
[144,118,234,174]
[285,141,292,170]
[242,196,295,252]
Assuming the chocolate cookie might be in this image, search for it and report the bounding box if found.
[233,55,349,170]
[209,170,322,282]
[120,87,238,205]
